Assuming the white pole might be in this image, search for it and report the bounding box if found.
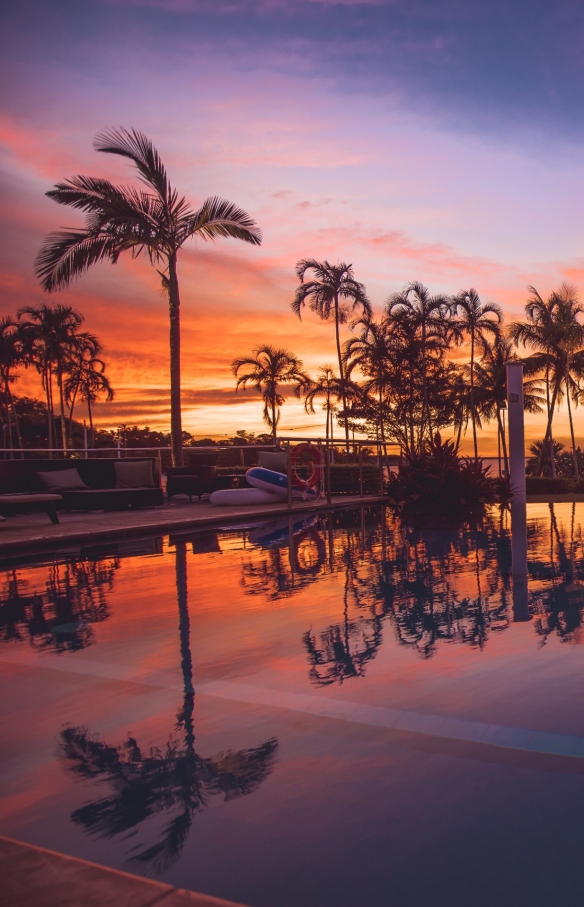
[510,498,530,621]
[506,362,526,501]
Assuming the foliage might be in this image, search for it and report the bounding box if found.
[387,433,499,521]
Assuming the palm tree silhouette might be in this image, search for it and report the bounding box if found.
[59,541,278,873]
[292,260,371,450]
[473,335,544,475]
[509,284,584,477]
[35,128,262,466]
[232,345,310,442]
[64,340,114,448]
[303,365,345,445]
[386,282,450,450]
[451,289,502,459]
[344,316,393,454]
[18,303,85,452]
[0,316,24,453]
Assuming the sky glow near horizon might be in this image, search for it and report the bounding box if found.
[2,0,584,450]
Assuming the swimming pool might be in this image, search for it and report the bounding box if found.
[1,503,584,907]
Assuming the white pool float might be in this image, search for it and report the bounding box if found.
[210,487,278,506]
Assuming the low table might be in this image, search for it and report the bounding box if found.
[0,493,62,524]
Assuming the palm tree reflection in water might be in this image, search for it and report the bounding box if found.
[59,542,278,874]
[240,507,584,678]
[0,557,118,651]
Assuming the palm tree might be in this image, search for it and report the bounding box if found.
[35,128,262,467]
[451,289,502,459]
[344,316,393,453]
[385,282,450,449]
[473,336,544,475]
[292,260,371,449]
[232,345,310,442]
[0,316,24,454]
[18,303,84,452]
[64,339,114,448]
[509,284,584,477]
[303,365,344,444]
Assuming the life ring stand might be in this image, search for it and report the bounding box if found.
[290,443,323,494]
[292,528,327,575]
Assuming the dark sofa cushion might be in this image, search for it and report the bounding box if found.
[114,460,154,488]
[36,468,88,493]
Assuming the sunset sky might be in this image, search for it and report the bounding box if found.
[2,0,584,451]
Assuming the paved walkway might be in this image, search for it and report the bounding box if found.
[0,495,387,558]
[0,835,248,907]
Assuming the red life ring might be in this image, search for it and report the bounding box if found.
[290,443,323,494]
[292,528,327,575]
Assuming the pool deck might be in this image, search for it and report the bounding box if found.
[0,834,248,907]
[0,494,387,558]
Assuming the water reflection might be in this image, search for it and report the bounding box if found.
[59,541,278,874]
[0,557,119,651]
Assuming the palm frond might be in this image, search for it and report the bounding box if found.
[35,231,122,292]
[187,197,262,245]
[94,127,171,203]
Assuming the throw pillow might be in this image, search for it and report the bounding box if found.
[114,460,154,488]
[36,468,88,494]
[257,451,288,473]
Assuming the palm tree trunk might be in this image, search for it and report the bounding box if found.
[168,251,184,467]
[56,362,68,452]
[470,333,478,460]
[334,295,350,453]
[175,541,194,753]
[496,407,509,476]
[271,398,277,444]
[566,379,579,479]
[6,385,23,456]
[87,395,94,448]
[538,379,560,476]
[45,365,54,457]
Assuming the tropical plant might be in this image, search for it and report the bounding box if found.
[344,316,393,452]
[385,282,450,448]
[472,335,544,475]
[0,316,24,453]
[64,339,114,447]
[18,303,85,451]
[232,345,310,441]
[387,433,499,522]
[509,284,584,477]
[35,128,262,466]
[303,365,344,444]
[451,289,502,459]
[292,260,371,449]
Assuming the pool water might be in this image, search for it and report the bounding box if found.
[1,503,584,907]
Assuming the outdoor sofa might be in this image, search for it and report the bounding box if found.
[0,458,164,513]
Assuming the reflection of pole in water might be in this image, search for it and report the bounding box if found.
[510,499,530,622]
[506,361,526,501]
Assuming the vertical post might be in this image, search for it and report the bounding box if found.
[287,444,292,511]
[506,362,526,501]
[326,442,332,504]
[288,516,295,586]
[83,422,88,459]
[378,443,384,495]
[359,445,364,498]
[117,437,121,459]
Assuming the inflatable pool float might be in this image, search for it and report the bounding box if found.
[246,443,323,501]
[248,514,318,548]
[210,488,278,506]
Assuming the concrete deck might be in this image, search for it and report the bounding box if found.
[0,835,248,907]
[0,495,387,558]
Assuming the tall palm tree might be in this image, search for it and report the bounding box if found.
[473,335,544,475]
[292,260,371,449]
[35,128,262,466]
[18,303,84,452]
[385,282,450,449]
[451,289,502,459]
[232,345,310,442]
[509,284,584,477]
[0,316,24,453]
[344,316,393,453]
[303,365,344,444]
[64,339,114,447]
